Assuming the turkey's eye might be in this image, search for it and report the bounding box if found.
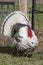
[32,42,33,44]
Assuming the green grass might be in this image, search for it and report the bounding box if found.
[0,53,43,65]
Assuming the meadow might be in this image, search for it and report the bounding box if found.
[0,52,43,65]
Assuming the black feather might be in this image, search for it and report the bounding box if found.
[11,23,27,37]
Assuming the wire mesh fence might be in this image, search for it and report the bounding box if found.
[35,0,43,52]
[28,0,43,52]
[0,2,19,34]
[0,2,19,46]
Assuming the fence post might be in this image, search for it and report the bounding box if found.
[32,0,35,30]
[19,0,27,16]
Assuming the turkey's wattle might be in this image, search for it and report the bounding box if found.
[27,26,33,38]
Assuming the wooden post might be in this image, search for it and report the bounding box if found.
[19,0,27,16]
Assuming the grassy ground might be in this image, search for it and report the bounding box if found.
[0,52,43,65]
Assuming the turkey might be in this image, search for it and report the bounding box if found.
[1,11,38,51]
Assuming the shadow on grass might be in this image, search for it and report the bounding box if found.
[0,46,32,57]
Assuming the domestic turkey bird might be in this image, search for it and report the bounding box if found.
[1,11,38,52]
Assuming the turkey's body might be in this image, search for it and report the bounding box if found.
[1,11,38,51]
